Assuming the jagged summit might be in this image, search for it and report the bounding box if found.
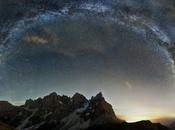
[24,92,109,109]
[0,92,171,130]
[0,92,118,130]
[72,92,86,99]
[72,93,88,108]
[47,92,58,97]
[95,92,103,98]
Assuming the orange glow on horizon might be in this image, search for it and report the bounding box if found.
[116,110,175,123]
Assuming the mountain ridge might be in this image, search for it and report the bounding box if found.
[0,92,119,130]
[0,92,172,130]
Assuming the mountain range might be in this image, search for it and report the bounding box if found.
[0,92,174,130]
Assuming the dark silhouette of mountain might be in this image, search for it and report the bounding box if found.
[0,92,119,130]
[0,101,32,127]
[85,121,170,130]
[0,92,171,130]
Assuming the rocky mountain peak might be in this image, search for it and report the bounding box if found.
[0,101,12,106]
[95,92,103,98]
[72,92,86,99]
[91,92,104,100]
[72,93,88,107]
[47,92,58,98]
[88,92,117,125]
[90,92,113,113]
[43,92,58,104]
[25,98,33,105]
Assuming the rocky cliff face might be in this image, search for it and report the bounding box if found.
[0,92,118,130]
[0,101,31,127]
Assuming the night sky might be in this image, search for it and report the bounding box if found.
[0,0,175,122]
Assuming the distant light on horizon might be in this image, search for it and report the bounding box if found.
[115,107,175,123]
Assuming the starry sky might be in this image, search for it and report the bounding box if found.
[0,0,175,123]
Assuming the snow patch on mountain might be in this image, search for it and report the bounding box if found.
[61,111,90,130]
[61,103,90,130]
[76,102,89,113]
[17,108,38,130]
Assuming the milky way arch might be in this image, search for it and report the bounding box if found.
[0,0,175,107]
